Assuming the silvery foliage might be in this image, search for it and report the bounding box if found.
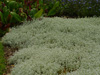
[10,46,82,75]
[2,17,100,75]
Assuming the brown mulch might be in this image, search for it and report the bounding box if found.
[3,46,18,75]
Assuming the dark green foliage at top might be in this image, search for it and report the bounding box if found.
[45,0,100,17]
[0,0,44,37]
[0,42,6,75]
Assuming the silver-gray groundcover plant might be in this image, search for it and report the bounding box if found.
[2,17,100,75]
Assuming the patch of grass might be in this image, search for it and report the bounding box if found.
[0,42,6,75]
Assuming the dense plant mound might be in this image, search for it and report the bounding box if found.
[2,17,100,75]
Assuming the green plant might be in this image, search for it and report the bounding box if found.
[0,0,44,37]
[60,0,100,17]
[48,1,60,16]
[34,9,43,18]
[0,1,23,37]
[0,42,6,75]
[9,0,43,19]
[2,17,100,75]
[44,0,63,16]
[44,0,100,17]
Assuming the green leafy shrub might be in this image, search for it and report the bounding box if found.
[44,0,62,16]
[0,0,62,37]
[0,1,23,37]
[0,42,6,75]
[0,0,44,37]
[45,0,100,17]
[2,17,100,75]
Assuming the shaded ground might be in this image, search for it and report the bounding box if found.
[3,46,18,75]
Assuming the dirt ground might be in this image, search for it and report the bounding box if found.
[3,46,18,75]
